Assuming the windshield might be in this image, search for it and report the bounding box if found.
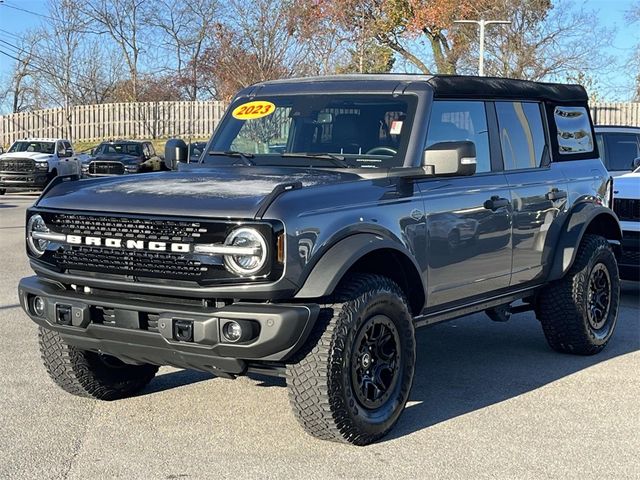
[95,143,143,156]
[8,141,55,154]
[208,94,417,168]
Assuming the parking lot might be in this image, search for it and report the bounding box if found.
[0,193,638,480]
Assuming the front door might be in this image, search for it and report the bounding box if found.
[418,100,512,308]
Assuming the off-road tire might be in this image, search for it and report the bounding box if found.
[39,327,158,400]
[286,273,416,445]
[536,234,620,355]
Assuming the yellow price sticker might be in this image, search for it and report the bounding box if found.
[232,101,276,120]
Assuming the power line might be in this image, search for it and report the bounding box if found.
[0,0,55,21]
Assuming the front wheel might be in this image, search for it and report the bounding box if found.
[39,327,158,400]
[286,273,416,445]
[536,234,620,355]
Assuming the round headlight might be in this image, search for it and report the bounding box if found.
[27,214,49,256]
[223,227,268,276]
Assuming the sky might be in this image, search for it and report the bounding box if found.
[0,0,637,102]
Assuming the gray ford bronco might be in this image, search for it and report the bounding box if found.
[19,75,622,445]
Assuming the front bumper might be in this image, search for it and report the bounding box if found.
[0,172,48,191]
[19,276,319,377]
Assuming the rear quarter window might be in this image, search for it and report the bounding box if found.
[554,106,594,155]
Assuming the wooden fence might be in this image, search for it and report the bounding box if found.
[0,101,227,146]
[0,100,638,147]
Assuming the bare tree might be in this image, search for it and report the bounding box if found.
[478,0,613,82]
[197,0,317,100]
[0,31,45,113]
[79,0,150,101]
[150,0,219,101]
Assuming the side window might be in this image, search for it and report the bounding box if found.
[495,102,546,170]
[56,142,65,155]
[426,100,491,173]
[63,141,72,153]
[603,133,640,171]
[146,142,155,156]
[143,144,150,158]
[553,106,594,155]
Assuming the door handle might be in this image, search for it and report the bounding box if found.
[546,188,567,201]
[484,195,510,211]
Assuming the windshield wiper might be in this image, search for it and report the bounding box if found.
[208,150,255,166]
[281,152,348,168]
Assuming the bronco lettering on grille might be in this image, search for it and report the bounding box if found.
[66,235,190,252]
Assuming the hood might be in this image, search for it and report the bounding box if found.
[36,167,364,218]
[613,172,640,200]
[0,151,52,161]
[89,153,141,164]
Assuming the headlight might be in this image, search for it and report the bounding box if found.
[27,214,49,256]
[223,227,268,275]
[34,162,48,172]
[124,164,139,172]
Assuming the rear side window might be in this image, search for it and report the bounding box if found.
[426,100,491,173]
[554,106,593,154]
[495,101,546,170]
[602,133,640,171]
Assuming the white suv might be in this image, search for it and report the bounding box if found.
[594,126,640,176]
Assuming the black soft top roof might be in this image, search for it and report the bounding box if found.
[249,74,587,104]
[427,75,587,103]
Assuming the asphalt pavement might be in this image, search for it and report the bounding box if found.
[1,194,638,480]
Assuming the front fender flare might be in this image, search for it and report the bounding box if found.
[294,233,424,301]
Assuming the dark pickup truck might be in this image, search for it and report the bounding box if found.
[19,75,622,445]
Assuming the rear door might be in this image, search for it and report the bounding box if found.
[494,101,568,286]
[417,100,512,308]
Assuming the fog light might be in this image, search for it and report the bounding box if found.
[222,321,242,343]
[31,296,45,317]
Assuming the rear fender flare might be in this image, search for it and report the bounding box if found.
[548,202,622,281]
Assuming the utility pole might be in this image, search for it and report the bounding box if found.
[454,19,510,76]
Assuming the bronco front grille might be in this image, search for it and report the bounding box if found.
[89,161,126,175]
[50,214,207,242]
[614,198,640,221]
[0,158,35,173]
[36,212,281,284]
[54,247,206,278]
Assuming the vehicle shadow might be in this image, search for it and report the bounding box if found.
[141,368,214,395]
[385,280,639,441]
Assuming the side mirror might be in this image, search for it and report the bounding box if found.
[164,138,187,170]
[424,141,476,176]
[632,157,640,170]
[61,149,72,158]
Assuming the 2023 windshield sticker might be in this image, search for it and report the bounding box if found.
[232,101,276,120]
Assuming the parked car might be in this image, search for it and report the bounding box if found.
[188,141,207,163]
[82,140,164,177]
[0,138,85,195]
[594,125,640,176]
[20,75,622,445]
[612,166,640,280]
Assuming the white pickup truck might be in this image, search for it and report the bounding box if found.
[0,138,88,194]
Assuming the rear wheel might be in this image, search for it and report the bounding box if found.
[39,327,158,400]
[287,273,416,445]
[536,234,620,355]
